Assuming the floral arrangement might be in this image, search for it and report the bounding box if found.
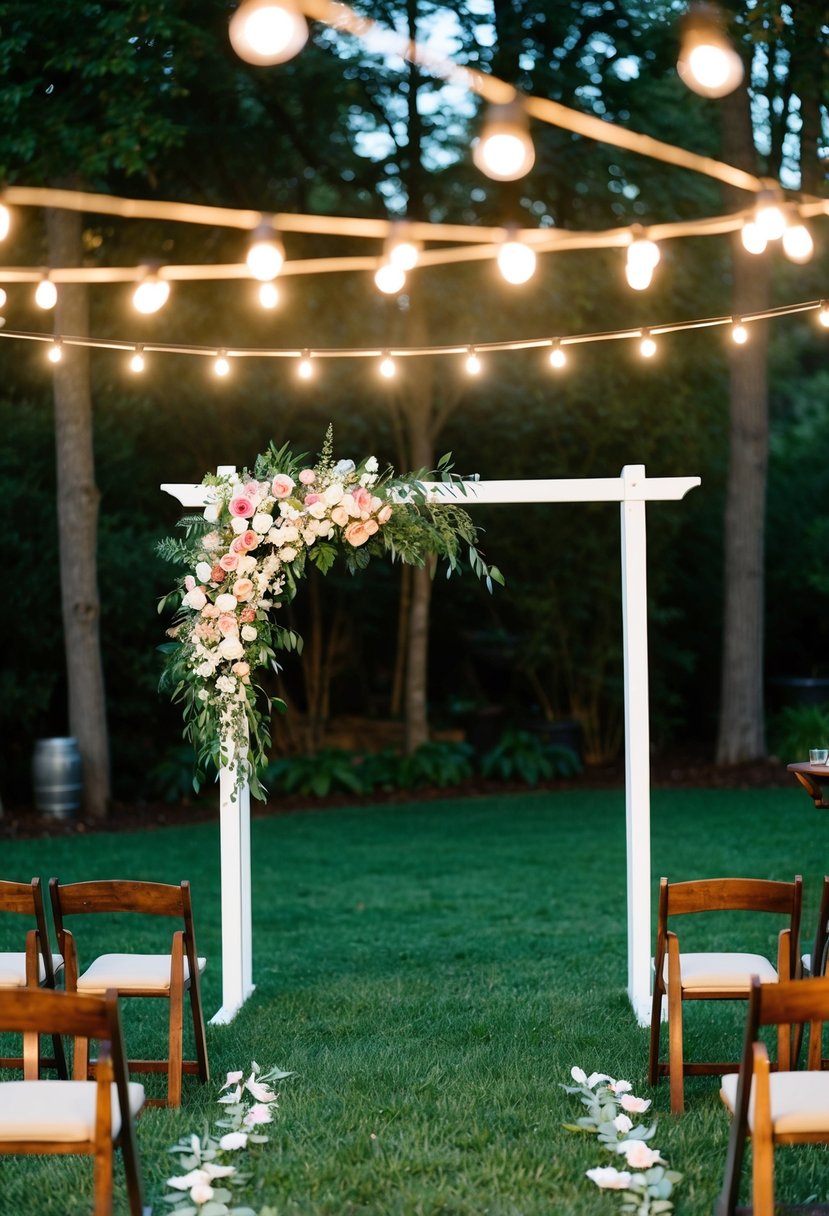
[562,1067,681,1214]
[162,1061,291,1215]
[158,428,502,798]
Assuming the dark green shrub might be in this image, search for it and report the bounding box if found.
[767,704,829,762]
[481,729,582,785]
[265,749,365,798]
[396,741,475,790]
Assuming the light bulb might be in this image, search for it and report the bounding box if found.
[35,277,57,310]
[298,352,313,379]
[0,288,7,309]
[228,0,308,65]
[640,334,657,359]
[755,202,786,242]
[626,261,654,291]
[374,263,406,295]
[130,348,145,373]
[379,354,396,379]
[818,301,829,329]
[472,101,535,181]
[132,274,170,314]
[677,3,744,98]
[741,221,767,255]
[731,321,748,345]
[782,222,814,264]
[246,224,285,281]
[47,340,62,364]
[626,236,660,290]
[497,238,536,285]
[549,344,567,369]
[214,352,231,377]
[465,349,481,375]
[0,204,10,241]
[388,237,420,271]
[258,282,280,309]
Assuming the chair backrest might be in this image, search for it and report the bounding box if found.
[811,876,829,977]
[661,876,802,920]
[0,878,58,986]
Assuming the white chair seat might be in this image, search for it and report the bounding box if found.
[664,952,777,991]
[77,953,206,993]
[0,952,64,987]
[721,1071,829,1135]
[0,1080,145,1141]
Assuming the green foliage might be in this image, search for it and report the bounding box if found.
[395,740,476,790]
[767,704,829,762]
[264,748,365,798]
[481,729,582,785]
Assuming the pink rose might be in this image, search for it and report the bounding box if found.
[210,564,225,583]
[239,607,256,624]
[231,536,248,554]
[304,493,320,505]
[344,521,371,547]
[219,552,239,571]
[299,469,316,485]
[233,578,254,601]
[230,496,255,518]
[352,486,372,512]
[241,530,258,550]
[271,474,295,499]
[218,613,238,636]
[244,479,260,499]
[330,505,349,527]
[184,575,196,592]
[377,504,392,524]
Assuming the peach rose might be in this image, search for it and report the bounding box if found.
[299,468,316,485]
[377,504,392,524]
[230,536,248,554]
[271,474,295,499]
[241,530,258,550]
[344,521,371,547]
[239,607,256,624]
[219,553,239,571]
[364,518,379,535]
[233,578,254,601]
[330,505,349,527]
[218,613,238,636]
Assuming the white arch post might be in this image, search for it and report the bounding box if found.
[163,465,700,1025]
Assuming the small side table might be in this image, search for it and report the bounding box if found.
[787,762,829,808]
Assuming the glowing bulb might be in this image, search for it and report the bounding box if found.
[497,239,536,285]
[298,352,313,379]
[388,238,420,271]
[626,262,654,291]
[465,349,481,375]
[549,344,567,370]
[731,321,748,345]
[755,203,786,243]
[246,225,285,281]
[677,4,744,98]
[640,334,657,359]
[214,352,231,377]
[473,101,535,181]
[258,282,280,309]
[0,205,10,241]
[228,0,308,65]
[35,277,57,310]
[626,236,660,290]
[0,288,7,309]
[782,222,814,264]
[130,348,145,373]
[379,354,396,379]
[47,340,62,364]
[132,274,170,314]
[741,221,767,255]
[818,301,829,328]
[374,263,406,295]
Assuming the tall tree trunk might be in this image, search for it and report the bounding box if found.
[45,205,111,818]
[715,86,771,764]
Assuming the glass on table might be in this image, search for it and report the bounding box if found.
[810,748,829,765]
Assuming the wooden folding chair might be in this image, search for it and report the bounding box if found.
[802,875,829,978]
[0,986,144,1216]
[50,878,209,1108]
[716,973,829,1216]
[0,877,67,1078]
[648,875,802,1114]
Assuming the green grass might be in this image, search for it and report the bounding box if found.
[1,787,828,1214]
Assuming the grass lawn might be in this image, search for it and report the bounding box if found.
[1,785,828,1214]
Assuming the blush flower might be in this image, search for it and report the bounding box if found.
[377,504,392,524]
[299,468,316,485]
[619,1094,651,1114]
[344,521,371,547]
[233,578,255,601]
[230,496,255,518]
[271,474,295,499]
[243,1102,273,1127]
[219,553,239,571]
[618,1140,662,1169]
[586,1166,632,1190]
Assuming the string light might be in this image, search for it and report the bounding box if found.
[0,288,7,309]
[35,275,57,310]
[379,352,396,379]
[639,331,657,358]
[731,319,748,344]
[782,221,814,264]
[754,197,786,243]
[228,0,308,65]
[129,346,145,373]
[0,204,10,241]
[472,100,535,181]
[214,350,231,377]
[497,234,536,285]
[819,301,829,328]
[741,221,767,255]
[626,233,661,291]
[246,222,285,281]
[386,224,420,271]
[258,282,280,309]
[465,347,481,375]
[47,339,62,364]
[374,262,406,295]
[549,342,567,369]
[677,2,743,98]
[298,350,313,379]
[132,271,170,315]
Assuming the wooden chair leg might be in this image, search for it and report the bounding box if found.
[93,1139,114,1216]
[167,935,184,1107]
[648,981,663,1087]
[120,1118,145,1216]
[189,980,210,1084]
[752,1045,774,1216]
[667,937,685,1114]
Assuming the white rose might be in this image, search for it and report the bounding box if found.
[231,516,247,535]
[196,661,214,678]
[277,524,299,543]
[323,483,343,506]
[197,689,209,701]
[307,501,328,519]
[301,526,317,545]
[203,504,219,522]
[237,555,257,574]
[215,674,237,694]
[278,502,299,519]
[316,520,334,539]
[215,593,237,614]
[218,635,245,661]
[241,625,257,642]
[279,546,298,562]
[195,561,212,584]
[252,512,273,534]
[365,456,378,473]
[183,587,207,611]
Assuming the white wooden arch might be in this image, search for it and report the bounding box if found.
[163,465,701,1026]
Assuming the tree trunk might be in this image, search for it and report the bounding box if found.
[45,205,111,818]
[715,86,771,764]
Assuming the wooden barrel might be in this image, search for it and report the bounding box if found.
[32,737,82,819]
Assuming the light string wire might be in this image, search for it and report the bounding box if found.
[1,298,822,363]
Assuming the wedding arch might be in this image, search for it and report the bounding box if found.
[162,464,700,1026]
